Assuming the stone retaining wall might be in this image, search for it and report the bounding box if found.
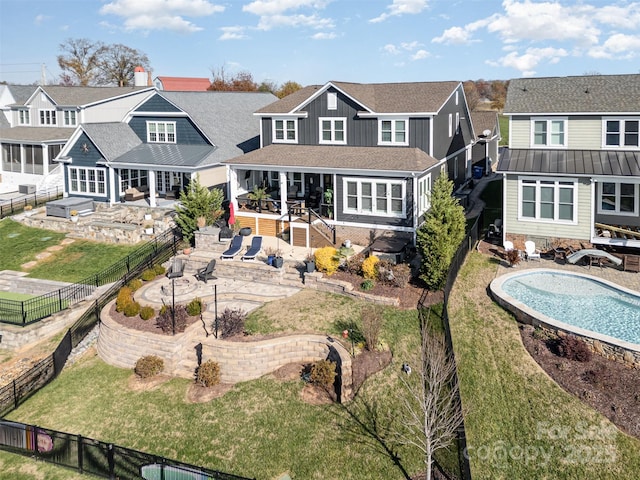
[303,272,400,307]
[98,300,353,402]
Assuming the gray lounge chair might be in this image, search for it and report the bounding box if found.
[241,236,263,261]
[167,258,185,279]
[220,235,243,260]
[195,259,217,283]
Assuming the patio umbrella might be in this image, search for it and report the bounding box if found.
[228,201,235,226]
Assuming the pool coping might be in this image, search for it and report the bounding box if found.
[490,268,640,359]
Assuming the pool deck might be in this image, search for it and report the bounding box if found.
[493,252,640,294]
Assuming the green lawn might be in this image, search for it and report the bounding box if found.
[4,294,431,480]
[448,252,640,479]
[498,114,509,146]
[0,218,142,283]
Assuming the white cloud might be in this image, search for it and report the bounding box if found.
[488,46,568,76]
[243,0,332,16]
[382,44,401,55]
[34,14,49,25]
[243,0,335,33]
[100,0,224,33]
[370,0,429,23]
[589,34,640,59]
[256,13,334,30]
[219,26,248,41]
[312,31,337,40]
[411,49,430,60]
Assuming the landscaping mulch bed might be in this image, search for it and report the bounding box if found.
[520,325,640,439]
[109,303,201,334]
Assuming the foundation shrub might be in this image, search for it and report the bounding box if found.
[139,305,155,321]
[134,355,164,378]
[153,264,166,276]
[216,307,247,338]
[127,278,143,292]
[361,255,379,280]
[115,286,133,313]
[377,259,395,285]
[360,279,375,291]
[123,301,141,318]
[156,304,188,333]
[391,263,412,288]
[550,335,592,362]
[196,360,221,387]
[311,359,336,387]
[141,268,157,282]
[186,297,204,316]
[344,252,365,275]
[314,247,339,275]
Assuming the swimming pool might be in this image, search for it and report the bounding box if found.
[490,269,640,353]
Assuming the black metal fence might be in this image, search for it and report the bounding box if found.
[0,187,63,219]
[0,420,254,480]
[0,228,180,325]
[417,213,482,480]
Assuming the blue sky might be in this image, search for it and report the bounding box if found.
[1,0,639,86]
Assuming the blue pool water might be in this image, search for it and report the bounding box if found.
[502,271,640,345]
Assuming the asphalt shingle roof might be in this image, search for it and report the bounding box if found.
[0,126,75,142]
[255,81,459,115]
[504,74,640,114]
[470,111,500,138]
[82,123,142,161]
[37,85,154,107]
[223,144,439,173]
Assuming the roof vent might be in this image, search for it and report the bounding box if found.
[584,87,589,93]
[521,87,527,92]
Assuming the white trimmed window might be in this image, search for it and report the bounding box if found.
[604,119,639,148]
[39,109,57,126]
[598,182,638,216]
[69,167,106,196]
[63,109,77,127]
[18,109,30,125]
[147,121,176,143]
[519,178,576,223]
[532,118,566,147]
[455,112,460,134]
[119,168,148,192]
[343,178,405,217]
[418,174,432,215]
[448,114,453,137]
[378,119,407,145]
[327,92,337,110]
[319,117,346,144]
[273,118,297,143]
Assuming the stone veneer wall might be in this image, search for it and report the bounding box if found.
[493,293,640,369]
[506,234,587,252]
[98,300,353,402]
[303,272,400,307]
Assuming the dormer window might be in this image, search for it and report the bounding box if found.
[63,109,77,127]
[39,109,57,126]
[319,117,346,144]
[147,121,176,143]
[18,109,30,125]
[273,118,297,143]
[378,119,408,146]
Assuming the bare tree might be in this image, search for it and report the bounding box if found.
[97,44,150,86]
[393,310,464,479]
[57,38,104,86]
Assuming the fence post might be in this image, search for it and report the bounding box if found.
[13,380,18,409]
[108,443,115,479]
[59,289,63,311]
[21,301,26,325]
[77,434,84,473]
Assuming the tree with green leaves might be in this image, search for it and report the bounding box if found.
[416,174,466,290]
[174,176,224,243]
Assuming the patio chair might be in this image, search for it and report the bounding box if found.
[503,240,514,252]
[524,241,541,261]
[195,259,217,283]
[487,218,503,239]
[220,235,244,260]
[167,258,185,279]
[241,236,263,261]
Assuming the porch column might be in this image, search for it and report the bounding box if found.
[108,166,116,205]
[279,171,288,215]
[148,170,157,207]
[60,161,68,198]
[228,167,238,210]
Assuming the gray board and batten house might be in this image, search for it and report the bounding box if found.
[223,80,476,249]
[57,90,277,207]
[0,84,155,195]
[498,73,640,250]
